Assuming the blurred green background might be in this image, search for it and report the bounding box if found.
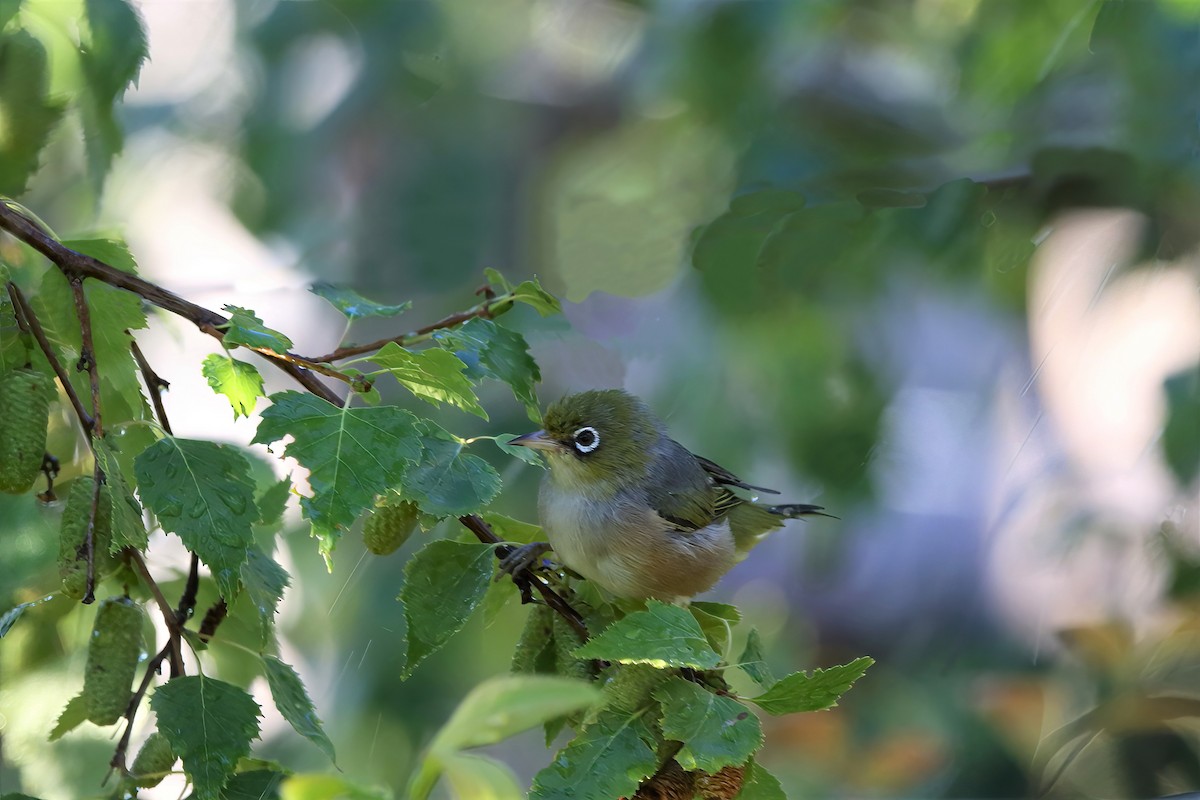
[3,0,1200,797]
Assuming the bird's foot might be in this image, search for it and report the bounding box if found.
[495,541,553,583]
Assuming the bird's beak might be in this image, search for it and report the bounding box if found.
[506,430,564,452]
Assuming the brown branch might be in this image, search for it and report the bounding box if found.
[6,282,94,433]
[458,514,589,641]
[127,549,184,677]
[312,292,506,363]
[0,202,345,407]
[130,338,172,436]
[81,461,102,604]
[111,641,171,776]
[69,277,104,436]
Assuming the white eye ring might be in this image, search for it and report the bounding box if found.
[572,426,600,454]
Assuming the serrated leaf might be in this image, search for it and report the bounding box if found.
[653,677,762,772]
[371,343,486,418]
[151,675,262,800]
[434,319,540,421]
[402,424,501,517]
[199,770,285,800]
[252,392,422,559]
[738,627,775,690]
[221,306,293,354]
[239,547,290,644]
[574,600,720,670]
[399,540,496,678]
[509,277,561,317]
[80,0,147,187]
[529,710,658,800]
[484,268,511,291]
[263,656,336,763]
[0,275,28,374]
[492,434,546,467]
[135,437,258,598]
[747,656,874,715]
[49,693,88,741]
[257,476,292,527]
[0,30,66,195]
[93,438,147,551]
[202,353,265,419]
[310,282,411,320]
[737,758,786,800]
[431,676,600,753]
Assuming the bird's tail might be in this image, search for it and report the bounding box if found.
[767,503,838,520]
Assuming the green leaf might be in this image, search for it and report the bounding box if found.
[93,437,147,551]
[0,601,34,638]
[277,774,389,800]
[202,770,285,800]
[221,305,293,354]
[402,424,502,517]
[653,677,762,772]
[202,353,265,419]
[738,627,776,690]
[0,273,28,374]
[690,601,741,658]
[431,675,600,752]
[0,30,66,195]
[310,282,411,320]
[736,758,787,800]
[262,656,336,763]
[434,319,541,421]
[440,753,522,800]
[479,512,542,545]
[257,476,292,527]
[49,693,88,741]
[574,600,720,670]
[150,675,262,800]
[529,710,658,800]
[1163,364,1200,486]
[135,437,259,598]
[399,540,496,678]
[371,342,486,418]
[747,656,874,716]
[509,277,561,317]
[492,434,546,467]
[252,392,422,558]
[239,547,290,643]
[80,0,148,187]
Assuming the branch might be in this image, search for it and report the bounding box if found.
[127,549,184,677]
[459,514,589,641]
[312,285,503,363]
[110,642,171,775]
[130,338,171,436]
[6,282,94,433]
[69,276,103,435]
[0,202,345,407]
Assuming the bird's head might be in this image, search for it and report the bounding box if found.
[508,389,660,494]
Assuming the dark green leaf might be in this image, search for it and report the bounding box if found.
[135,437,259,598]
[80,0,148,186]
[402,424,502,517]
[509,277,561,317]
[371,342,486,418]
[257,476,292,527]
[0,0,20,31]
[737,758,787,800]
[492,433,546,467]
[220,306,293,354]
[150,675,262,800]
[399,540,496,678]
[49,693,88,741]
[252,392,422,558]
[262,656,336,763]
[202,353,265,420]
[199,770,285,800]
[690,602,738,658]
[310,282,411,320]
[738,627,776,690]
[1163,364,1200,486]
[654,677,762,772]
[239,547,290,644]
[747,656,874,715]
[93,438,147,551]
[574,600,720,669]
[434,318,541,420]
[0,31,65,195]
[529,710,658,800]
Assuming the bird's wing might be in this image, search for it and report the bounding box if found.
[643,439,721,533]
[692,454,780,495]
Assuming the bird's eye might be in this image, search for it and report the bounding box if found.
[572,426,600,454]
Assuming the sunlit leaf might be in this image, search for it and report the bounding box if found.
[371,343,486,418]
[221,306,294,354]
[574,600,720,669]
[431,676,600,752]
[202,353,265,419]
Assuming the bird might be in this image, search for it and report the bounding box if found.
[501,389,830,601]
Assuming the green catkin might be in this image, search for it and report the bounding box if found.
[83,596,144,725]
[361,500,420,555]
[0,367,52,494]
[511,604,555,674]
[58,477,116,599]
[601,663,669,716]
[129,731,176,787]
[551,614,590,681]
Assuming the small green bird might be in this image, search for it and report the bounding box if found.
[503,389,829,601]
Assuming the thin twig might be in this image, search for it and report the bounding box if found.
[5,282,94,433]
[69,277,103,436]
[127,549,184,676]
[110,642,171,776]
[458,514,589,640]
[0,203,345,407]
[312,293,505,363]
[130,339,171,436]
[82,460,102,604]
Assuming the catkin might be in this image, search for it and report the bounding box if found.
[129,731,175,787]
[362,500,419,555]
[58,476,116,599]
[511,604,555,674]
[83,596,144,725]
[0,367,52,494]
